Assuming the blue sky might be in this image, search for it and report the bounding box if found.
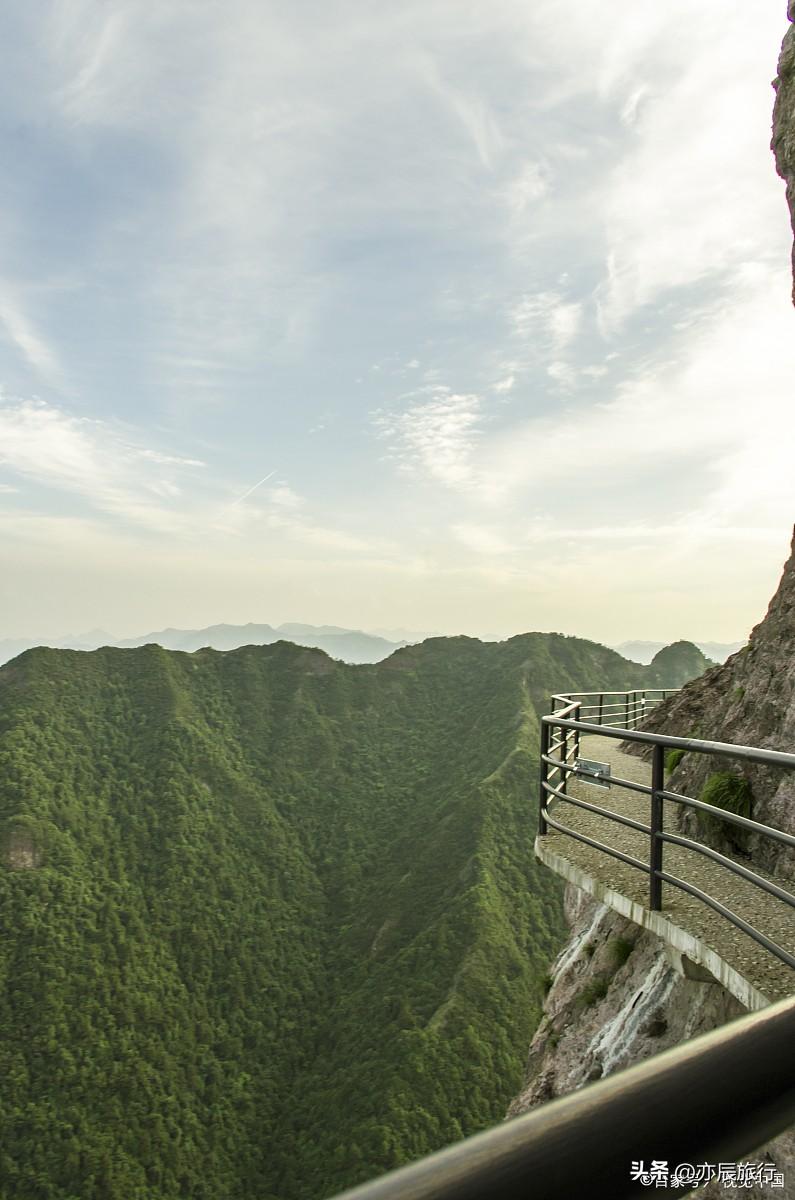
[0,0,793,644]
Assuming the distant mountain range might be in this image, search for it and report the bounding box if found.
[0,624,744,669]
[612,639,745,665]
[0,622,413,667]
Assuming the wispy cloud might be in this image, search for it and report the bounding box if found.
[511,291,582,353]
[0,395,203,531]
[486,262,795,530]
[374,389,484,490]
[415,52,507,170]
[0,290,67,391]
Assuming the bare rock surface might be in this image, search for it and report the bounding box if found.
[628,530,795,879]
[508,890,794,1198]
[508,889,745,1116]
[773,4,795,300]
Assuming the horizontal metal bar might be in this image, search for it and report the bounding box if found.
[329,997,795,1200]
[542,716,795,768]
[660,789,795,850]
[543,755,652,799]
[541,782,652,836]
[659,830,795,910]
[658,870,795,971]
[551,690,678,700]
[542,753,575,773]
[543,812,651,875]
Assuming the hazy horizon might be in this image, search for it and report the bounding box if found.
[1,2,792,645]
[0,616,748,657]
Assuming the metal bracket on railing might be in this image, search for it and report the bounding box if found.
[574,758,611,789]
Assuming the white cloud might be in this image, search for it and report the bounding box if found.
[511,292,582,354]
[374,390,483,489]
[0,396,202,531]
[486,262,795,531]
[593,10,787,333]
[546,361,576,388]
[0,290,66,391]
[415,51,507,170]
[266,484,303,510]
[451,523,513,556]
[503,160,551,216]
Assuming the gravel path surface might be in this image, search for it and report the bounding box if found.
[542,735,795,1002]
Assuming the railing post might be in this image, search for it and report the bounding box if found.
[650,742,664,911]
[598,692,603,725]
[624,693,629,729]
[561,723,569,797]
[538,719,550,835]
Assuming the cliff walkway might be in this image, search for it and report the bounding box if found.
[536,692,795,1007]
[328,691,795,1199]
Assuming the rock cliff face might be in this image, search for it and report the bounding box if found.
[773,2,795,302]
[632,529,795,878]
[507,887,745,1115]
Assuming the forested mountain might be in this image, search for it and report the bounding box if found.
[0,633,705,1199]
[646,640,716,688]
[0,622,408,668]
[614,639,743,665]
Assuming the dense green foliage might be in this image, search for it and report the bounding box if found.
[0,633,678,1199]
[665,749,687,773]
[697,770,754,853]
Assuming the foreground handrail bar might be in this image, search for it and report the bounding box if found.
[330,997,795,1200]
[542,716,795,769]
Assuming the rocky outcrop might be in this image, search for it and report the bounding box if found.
[507,888,745,1113]
[773,3,795,301]
[0,826,40,869]
[510,889,795,1200]
[628,529,795,878]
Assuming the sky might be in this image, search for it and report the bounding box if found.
[0,0,793,646]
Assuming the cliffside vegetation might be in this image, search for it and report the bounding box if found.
[0,633,707,1199]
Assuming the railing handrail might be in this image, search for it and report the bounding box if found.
[329,994,795,1200]
[544,714,795,769]
[538,690,795,971]
[551,688,676,700]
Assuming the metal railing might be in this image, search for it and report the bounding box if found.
[329,994,795,1199]
[545,690,676,801]
[539,691,795,969]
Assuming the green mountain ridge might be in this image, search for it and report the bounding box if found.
[0,634,709,1199]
